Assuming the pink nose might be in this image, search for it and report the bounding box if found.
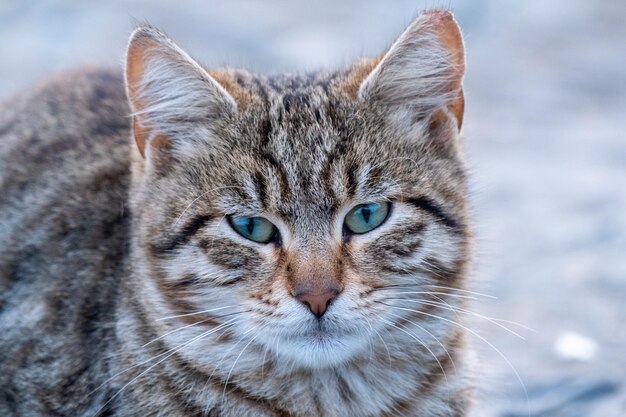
[296,290,339,318]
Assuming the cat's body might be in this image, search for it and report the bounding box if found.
[0,69,132,416]
[0,10,473,417]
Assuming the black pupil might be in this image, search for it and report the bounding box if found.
[246,218,255,235]
[361,206,371,223]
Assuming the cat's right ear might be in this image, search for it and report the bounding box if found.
[125,26,236,164]
[357,10,465,131]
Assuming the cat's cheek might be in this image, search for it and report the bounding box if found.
[408,222,466,275]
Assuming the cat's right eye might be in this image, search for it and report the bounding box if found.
[228,216,277,244]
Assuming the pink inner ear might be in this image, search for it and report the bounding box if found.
[125,27,159,110]
[423,10,466,90]
[422,9,451,24]
[131,117,148,158]
[126,29,160,158]
[421,10,465,129]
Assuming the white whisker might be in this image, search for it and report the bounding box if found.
[426,285,498,299]
[388,291,478,301]
[388,298,527,340]
[89,319,240,417]
[381,302,530,414]
[156,305,234,321]
[221,330,263,404]
[173,186,244,228]
[143,317,214,348]
[380,317,450,394]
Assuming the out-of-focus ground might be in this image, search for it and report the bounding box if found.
[1,0,625,415]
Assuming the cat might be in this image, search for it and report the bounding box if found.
[0,9,473,417]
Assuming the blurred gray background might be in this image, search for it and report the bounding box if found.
[1,0,625,415]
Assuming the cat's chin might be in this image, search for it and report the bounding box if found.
[273,330,367,369]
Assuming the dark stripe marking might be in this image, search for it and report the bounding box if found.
[151,214,213,254]
[253,171,267,209]
[407,197,460,232]
[262,151,291,198]
[346,165,358,196]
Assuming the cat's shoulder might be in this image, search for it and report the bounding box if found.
[0,67,131,192]
[0,67,132,306]
[0,66,128,140]
[0,67,132,260]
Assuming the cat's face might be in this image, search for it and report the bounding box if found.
[127,11,469,371]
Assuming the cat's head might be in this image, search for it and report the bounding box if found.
[125,10,470,370]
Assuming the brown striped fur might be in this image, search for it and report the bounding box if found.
[0,10,474,417]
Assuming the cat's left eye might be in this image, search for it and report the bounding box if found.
[344,202,390,235]
[229,216,277,243]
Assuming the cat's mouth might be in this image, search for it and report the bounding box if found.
[304,327,340,344]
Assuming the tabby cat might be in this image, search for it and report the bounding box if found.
[0,9,473,417]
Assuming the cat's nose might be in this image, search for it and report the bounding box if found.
[295,288,340,318]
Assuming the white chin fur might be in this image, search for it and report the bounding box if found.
[271,330,369,369]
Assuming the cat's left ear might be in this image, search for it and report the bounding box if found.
[358,10,465,130]
[125,26,237,163]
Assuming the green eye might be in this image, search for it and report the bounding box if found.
[229,216,277,243]
[344,202,390,234]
